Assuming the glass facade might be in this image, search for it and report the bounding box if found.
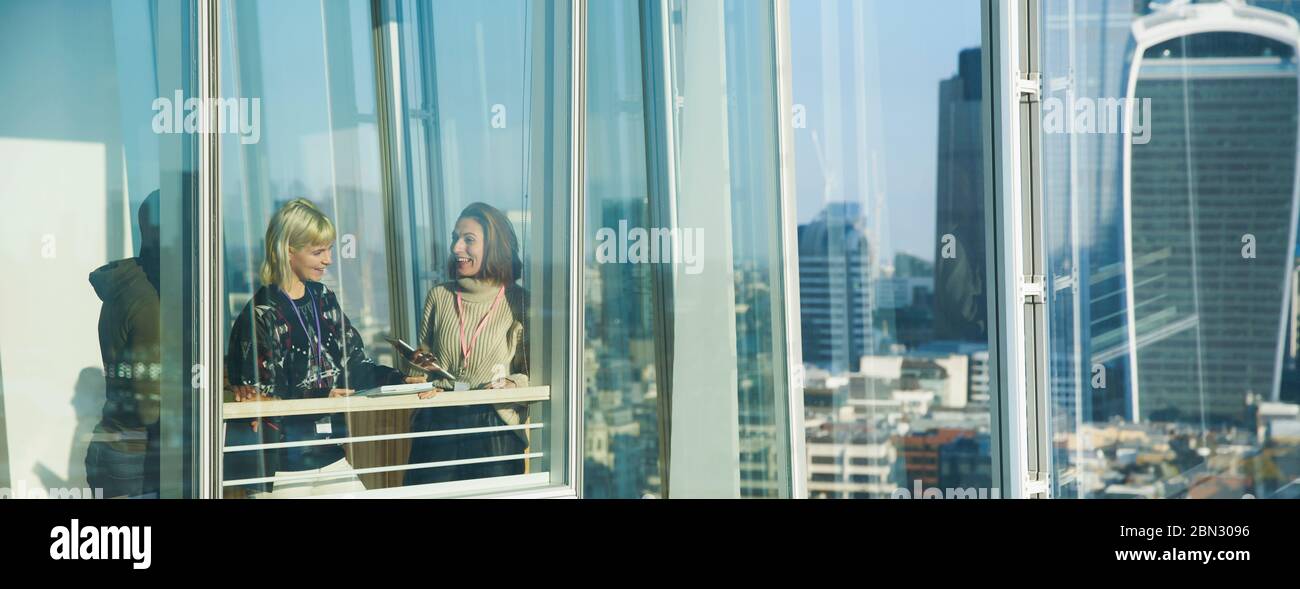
[1042,0,1300,499]
[789,0,995,499]
[2,0,1297,500]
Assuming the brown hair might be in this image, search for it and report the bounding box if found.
[447,202,523,284]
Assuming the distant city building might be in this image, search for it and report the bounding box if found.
[893,252,934,279]
[938,432,993,491]
[806,424,897,499]
[898,428,976,489]
[874,276,934,310]
[582,197,663,498]
[916,341,991,405]
[798,202,878,373]
[934,46,988,344]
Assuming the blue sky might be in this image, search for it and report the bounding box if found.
[789,0,983,263]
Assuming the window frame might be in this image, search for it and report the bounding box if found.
[985,0,1038,500]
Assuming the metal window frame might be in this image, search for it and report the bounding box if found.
[1017,0,1051,500]
[986,0,1045,500]
[567,0,588,500]
[639,0,679,497]
[771,0,808,501]
[199,0,222,500]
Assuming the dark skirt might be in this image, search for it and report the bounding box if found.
[405,404,526,486]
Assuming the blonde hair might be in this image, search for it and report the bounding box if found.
[259,198,336,290]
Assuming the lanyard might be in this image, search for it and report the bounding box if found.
[282,285,325,387]
[456,286,505,366]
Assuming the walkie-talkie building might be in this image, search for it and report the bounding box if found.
[1123,2,1300,426]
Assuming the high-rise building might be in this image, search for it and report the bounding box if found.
[798,202,876,373]
[1124,4,1300,426]
[934,47,988,344]
[938,431,993,491]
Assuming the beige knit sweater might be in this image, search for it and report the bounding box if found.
[410,277,529,431]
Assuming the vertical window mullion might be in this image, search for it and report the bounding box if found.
[199,0,222,500]
[1020,0,1050,498]
[770,0,806,500]
[569,0,588,498]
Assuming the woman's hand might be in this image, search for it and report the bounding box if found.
[417,388,444,400]
[409,350,445,374]
[405,375,429,384]
[485,378,517,390]
[328,388,355,398]
[232,385,272,402]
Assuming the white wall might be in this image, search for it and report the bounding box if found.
[0,138,109,495]
[0,0,138,496]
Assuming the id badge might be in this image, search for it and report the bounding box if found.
[315,416,333,435]
[453,381,470,391]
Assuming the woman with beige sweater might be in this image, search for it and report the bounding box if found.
[404,202,530,485]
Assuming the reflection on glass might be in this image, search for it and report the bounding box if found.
[790,0,994,499]
[0,0,198,498]
[1043,0,1300,498]
[656,0,795,497]
[583,0,665,498]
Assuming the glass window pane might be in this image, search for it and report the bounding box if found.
[391,0,573,495]
[582,0,799,499]
[789,0,996,499]
[656,0,796,497]
[217,0,573,498]
[1042,0,1300,499]
[219,0,402,498]
[0,0,200,498]
[583,0,665,499]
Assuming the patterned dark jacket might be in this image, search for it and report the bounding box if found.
[226,280,403,480]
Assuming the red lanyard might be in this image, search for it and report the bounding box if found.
[456,286,505,365]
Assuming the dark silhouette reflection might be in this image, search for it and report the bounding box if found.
[85,190,161,498]
[31,367,104,497]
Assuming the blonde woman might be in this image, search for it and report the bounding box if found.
[405,202,529,485]
[226,198,406,497]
